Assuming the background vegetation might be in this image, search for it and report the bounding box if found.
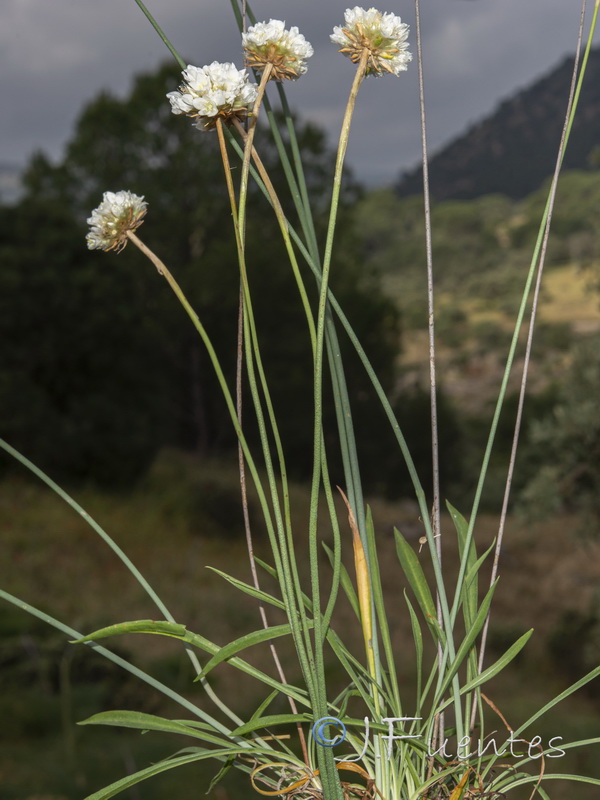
[2,53,600,799]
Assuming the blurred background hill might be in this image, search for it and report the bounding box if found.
[397,46,600,200]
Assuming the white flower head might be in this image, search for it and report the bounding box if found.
[331,7,412,76]
[243,19,313,80]
[86,190,147,253]
[167,62,258,131]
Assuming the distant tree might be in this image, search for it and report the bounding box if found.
[0,198,171,484]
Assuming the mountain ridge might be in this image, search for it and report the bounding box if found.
[397,47,600,200]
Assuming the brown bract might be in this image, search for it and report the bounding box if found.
[244,45,304,81]
[336,25,401,76]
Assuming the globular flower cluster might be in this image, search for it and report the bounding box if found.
[331,6,412,76]
[86,190,147,253]
[242,19,313,80]
[166,62,258,131]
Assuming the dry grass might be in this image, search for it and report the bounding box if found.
[394,262,600,411]
[2,452,600,798]
[2,453,599,681]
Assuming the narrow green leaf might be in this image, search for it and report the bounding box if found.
[255,557,277,578]
[184,631,310,706]
[206,567,285,610]
[82,750,223,799]
[463,541,495,596]
[514,664,600,736]
[459,629,533,696]
[199,622,305,678]
[78,710,230,746]
[323,542,360,619]
[232,713,311,737]
[394,528,441,641]
[207,758,235,795]
[447,502,478,626]
[435,579,499,701]
[404,592,423,714]
[366,506,400,711]
[0,590,228,730]
[250,690,279,722]
[325,629,379,714]
[82,746,295,800]
[72,617,310,707]
[72,620,187,644]
[498,774,600,792]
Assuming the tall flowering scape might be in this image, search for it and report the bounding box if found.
[331,6,412,76]
[166,62,258,131]
[86,190,147,253]
[242,19,314,80]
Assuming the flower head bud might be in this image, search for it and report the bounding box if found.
[243,19,313,80]
[86,190,147,253]
[331,7,412,77]
[166,62,258,131]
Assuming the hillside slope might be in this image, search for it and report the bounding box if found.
[397,47,600,200]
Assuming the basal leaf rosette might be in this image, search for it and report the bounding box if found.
[331,6,412,76]
[242,19,313,80]
[167,62,258,131]
[86,190,147,253]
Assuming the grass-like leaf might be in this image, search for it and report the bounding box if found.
[73,618,311,706]
[199,621,308,678]
[458,629,533,697]
[323,541,360,619]
[78,710,231,747]
[205,566,285,610]
[434,579,498,702]
[83,744,301,800]
[394,528,442,642]
[231,713,312,737]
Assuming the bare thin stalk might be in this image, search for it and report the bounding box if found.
[415,0,441,557]
[415,0,445,757]
[472,0,588,730]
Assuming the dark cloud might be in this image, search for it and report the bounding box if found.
[0,1,596,185]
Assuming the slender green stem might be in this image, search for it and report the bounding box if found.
[226,122,459,736]
[213,126,318,700]
[222,122,310,766]
[451,0,599,631]
[230,125,341,644]
[224,133,430,534]
[305,51,370,798]
[0,590,237,735]
[414,0,441,556]
[233,197,315,689]
[125,232,280,581]
[132,0,186,70]
[225,127,461,738]
[469,0,595,737]
[0,438,244,726]
[131,229,316,698]
[231,119,317,350]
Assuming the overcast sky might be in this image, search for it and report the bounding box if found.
[0,1,597,185]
